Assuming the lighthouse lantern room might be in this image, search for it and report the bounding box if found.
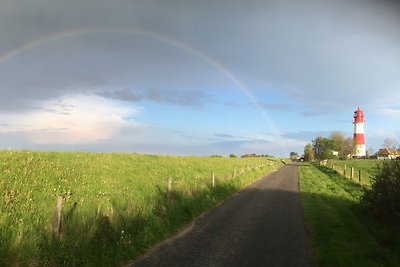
[353,107,366,157]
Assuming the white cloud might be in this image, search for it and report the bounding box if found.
[378,107,400,118]
[0,94,146,144]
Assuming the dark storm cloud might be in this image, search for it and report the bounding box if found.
[99,88,209,107]
[1,0,399,114]
[21,100,74,115]
[146,88,208,107]
[98,89,143,102]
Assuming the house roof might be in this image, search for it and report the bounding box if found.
[376,148,400,156]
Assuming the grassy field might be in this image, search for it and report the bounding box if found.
[0,150,281,266]
[300,163,400,266]
[325,159,381,186]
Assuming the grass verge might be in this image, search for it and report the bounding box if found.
[300,163,400,267]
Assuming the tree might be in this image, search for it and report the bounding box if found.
[303,144,314,162]
[312,137,335,161]
[289,152,299,161]
[329,131,343,151]
[362,160,400,224]
[366,146,374,158]
[342,137,356,159]
[329,131,355,159]
[383,138,398,150]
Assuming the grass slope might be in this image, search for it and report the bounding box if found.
[300,163,400,266]
[0,150,281,266]
[327,159,381,186]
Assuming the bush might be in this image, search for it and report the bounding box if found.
[361,160,400,225]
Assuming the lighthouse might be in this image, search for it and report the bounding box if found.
[353,107,366,157]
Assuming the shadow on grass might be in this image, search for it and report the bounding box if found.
[301,163,400,267]
[301,191,400,267]
[0,181,242,266]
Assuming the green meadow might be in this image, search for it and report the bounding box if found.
[300,163,400,266]
[0,150,281,266]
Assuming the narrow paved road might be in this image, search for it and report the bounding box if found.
[129,164,314,267]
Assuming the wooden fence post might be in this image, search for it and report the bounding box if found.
[167,176,172,205]
[212,172,215,187]
[54,195,63,239]
[344,165,347,177]
[351,167,354,180]
[359,170,362,183]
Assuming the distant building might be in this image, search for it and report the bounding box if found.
[376,148,400,160]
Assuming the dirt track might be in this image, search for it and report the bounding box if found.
[129,163,314,267]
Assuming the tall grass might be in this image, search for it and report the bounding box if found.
[0,150,281,266]
[300,163,400,266]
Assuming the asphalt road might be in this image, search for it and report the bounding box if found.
[129,163,314,267]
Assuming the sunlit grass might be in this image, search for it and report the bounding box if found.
[300,163,400,267]
[0,150,281,266]
[326,159,380,186]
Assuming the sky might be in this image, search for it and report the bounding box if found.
[0,0,400,157]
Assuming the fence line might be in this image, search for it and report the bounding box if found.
[167,176,172,206]
[51,160,281,230]
[53,195,63,239]
[322,161,364,184]
[164,160,278,206]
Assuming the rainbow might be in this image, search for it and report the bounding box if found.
[0,27,282,142]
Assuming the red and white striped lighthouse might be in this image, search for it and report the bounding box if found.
[353,107,366,157]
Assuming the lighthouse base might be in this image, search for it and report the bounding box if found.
[354,144,366,158]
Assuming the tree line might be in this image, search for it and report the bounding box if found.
[303,131,356,161]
